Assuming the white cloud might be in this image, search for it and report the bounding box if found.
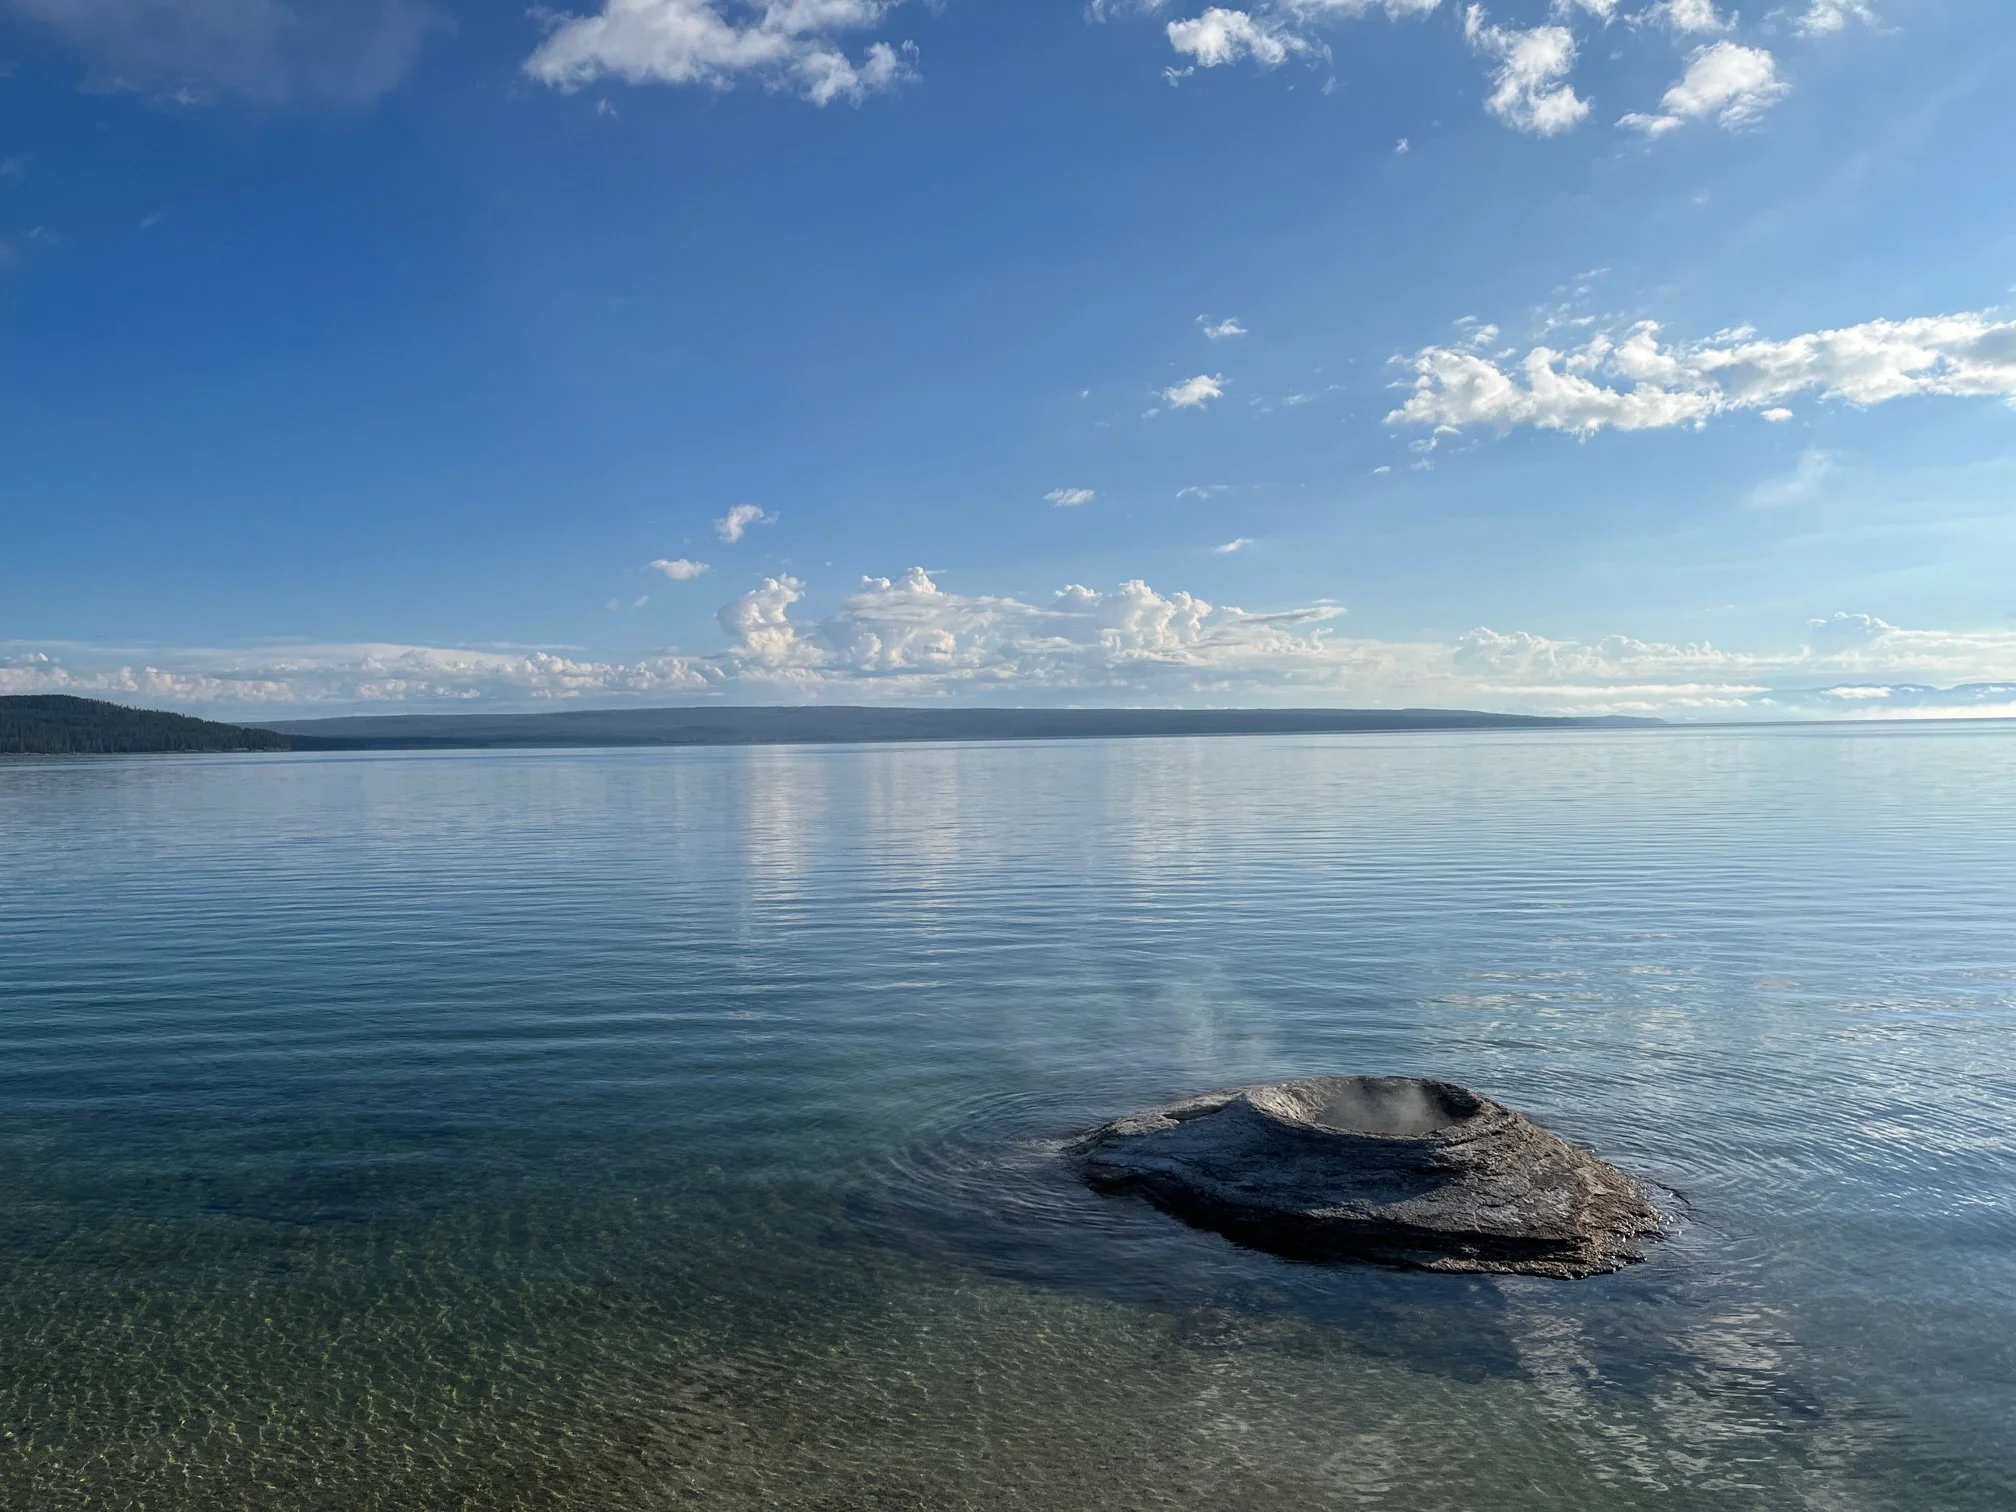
[0,642,713,707]
[1198,315,1248,340]
[1164,373,1227,407]
[1761,406,1794,422]
[650,557,711,579]
[1747,448,1835,507]
[1797,0,1877,37]
[1638,0,1726,33]
[1444,622,2016,716]
[1279,0,1442,14]
[1133,0,1816,145]
[1145,1,1442,84]
[1212,537,1255,553]
[13,597,2015,721]
[1806,610,1895,648]
[1046,487,1097,507]
[1141,0,1812,144]
[1463,8,1590,136]
[715,502,776,542]
[1166,7,1305,68]
[1620,41,1787,135]
[1390,308,2016,437]
[710,568,1363,692]
[716,573,809,667]
[524,0,918,106]
[2,0,445,104]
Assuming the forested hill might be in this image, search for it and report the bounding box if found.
[259,705,1661,748]
[0,696,295,754]
[2,696,1665,756]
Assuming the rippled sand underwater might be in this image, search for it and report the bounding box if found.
[2,727,2012,1508]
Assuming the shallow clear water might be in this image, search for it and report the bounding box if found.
[2,726,2013,1509]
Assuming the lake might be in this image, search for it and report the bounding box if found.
[2,725,2012,1508]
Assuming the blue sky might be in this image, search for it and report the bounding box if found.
[3,0,2013,718]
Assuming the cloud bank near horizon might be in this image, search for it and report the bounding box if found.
[7,576,2012,723]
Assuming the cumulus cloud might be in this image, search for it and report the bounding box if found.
[1620,41,1786,135]
[13,596,2015,721]
[1445,620,2016,717]
[13,576,1336,708]
[1389,308,2016,437]
[1136,1,1443,86]
[1198,315,1248,340]
[2,0,446,104]
[1164,373,1226,407]
[1638,0,1726,33]
[0,642,713,708]
[1046,487,1097,507]
[1167,7,1305,67]
[1130,0,1831,143]
[715,502,776,542]
[1212,537,1255,553]
[1797,0,1877,36]
[524,0,919,106]
[1278,0,1442,13]
[689,568,1373,695]
[716,573,808,667]
[651,557,711,579]
[1805,610,1895,648]
[1462,7,1590,136]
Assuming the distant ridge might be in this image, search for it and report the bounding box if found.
[256,705,1662,750]
[0,695,294,755]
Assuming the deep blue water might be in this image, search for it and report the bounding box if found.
[2,726,2013,1509]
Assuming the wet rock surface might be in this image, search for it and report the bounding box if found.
[1069,1076,1662,1279]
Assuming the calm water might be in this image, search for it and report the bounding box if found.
[2,727,2013,1509]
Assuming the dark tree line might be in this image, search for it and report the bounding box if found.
[0,695,294,754]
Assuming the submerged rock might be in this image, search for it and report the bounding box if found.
[1070,1075,1661,1279]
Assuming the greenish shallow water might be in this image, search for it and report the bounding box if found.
[1,726,2012,1509]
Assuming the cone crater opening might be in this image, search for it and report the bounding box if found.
[1265,1076,1483,1138]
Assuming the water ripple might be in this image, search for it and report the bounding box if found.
[0,728,2012,1508]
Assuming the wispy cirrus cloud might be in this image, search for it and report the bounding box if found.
[1389,308,2016,438]
[1,0,447,104]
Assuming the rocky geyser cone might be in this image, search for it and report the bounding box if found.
[1069,1075,1661,1279]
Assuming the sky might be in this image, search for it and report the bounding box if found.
[2,0,2014,720]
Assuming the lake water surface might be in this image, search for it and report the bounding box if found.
[2,726,2013,1509]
